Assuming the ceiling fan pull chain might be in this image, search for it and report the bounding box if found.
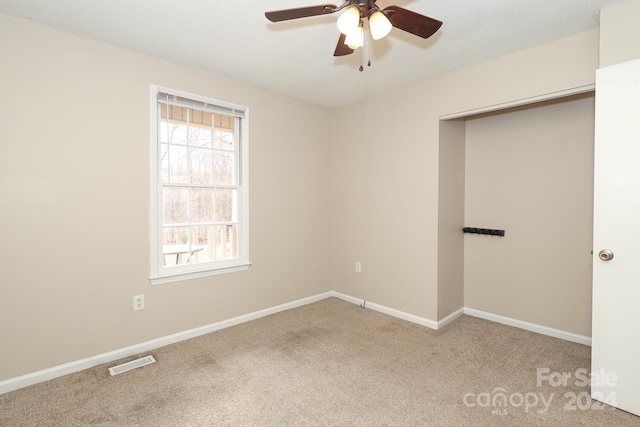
[360,24,364,72]
[367,27,372,68]
[359,23,371,72]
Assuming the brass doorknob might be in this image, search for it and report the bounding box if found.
[598,249,614,261]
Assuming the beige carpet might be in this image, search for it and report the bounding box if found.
[1,297,639,426]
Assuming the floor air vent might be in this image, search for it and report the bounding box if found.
[108,355,156,376]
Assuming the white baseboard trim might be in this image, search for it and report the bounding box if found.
[330,292,590,346]
[328,291,364,306]
[438,308,465,328]
[0,291,591,395]
[330,291,454,330]
[463,307,592,346]
[0,291,333,395]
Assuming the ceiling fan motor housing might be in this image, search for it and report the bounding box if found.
[349,0,382,17]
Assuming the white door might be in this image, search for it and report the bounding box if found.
[592,58,640,417]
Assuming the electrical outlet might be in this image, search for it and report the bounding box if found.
[355,262,362,273]
[133,295,144,311]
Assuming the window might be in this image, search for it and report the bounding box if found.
[149,86,249,284]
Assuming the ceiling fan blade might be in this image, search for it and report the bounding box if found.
[383,6,442,39]
[334,33,355,56]
[265,4,337,22]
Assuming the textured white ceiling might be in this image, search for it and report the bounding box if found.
[0,0,626,108]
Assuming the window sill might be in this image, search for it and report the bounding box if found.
[150,262,251,285]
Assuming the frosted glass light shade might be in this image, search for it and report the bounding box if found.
[369,11,392,40]
[337,6,360,35]
[345,26,364,49]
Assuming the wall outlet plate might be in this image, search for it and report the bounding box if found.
[133,295,144,311]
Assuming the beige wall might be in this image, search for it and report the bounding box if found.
[1,5,616,382]
[0,13,332,381]
[331,88,442,318]
[464,95,595,336]
[332,28,599,323]
[600,0,640,67]
[437,120,465,320]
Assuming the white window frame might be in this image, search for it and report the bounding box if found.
[149,85,250,285]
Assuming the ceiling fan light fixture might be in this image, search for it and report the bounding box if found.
[345,25,364,49]
[337,5,360,35]
[369,10,392,40]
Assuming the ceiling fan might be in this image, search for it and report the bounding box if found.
[265,0,442,68]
